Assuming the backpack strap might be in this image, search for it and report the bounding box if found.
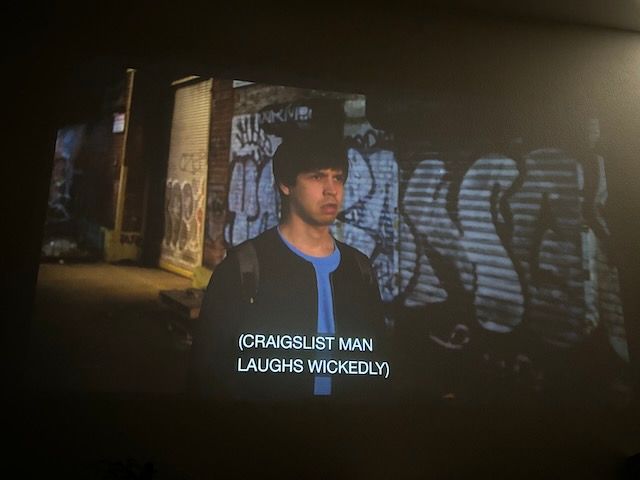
[235,238,374,304]
[235,241,259,304]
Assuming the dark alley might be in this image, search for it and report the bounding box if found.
[26,263,192,393]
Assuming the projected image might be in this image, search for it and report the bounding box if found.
[27,66,632,405]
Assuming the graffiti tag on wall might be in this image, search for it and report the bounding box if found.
[399,148,627,361]
[333,125,399,302]
[47,125,85,223]
[163,175,206,265]
[225,114,281,245]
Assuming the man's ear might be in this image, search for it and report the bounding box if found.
[278,183,290,196]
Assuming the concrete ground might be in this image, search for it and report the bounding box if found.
[25,262,194,393]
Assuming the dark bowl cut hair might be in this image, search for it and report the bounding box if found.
[272,131,349,189]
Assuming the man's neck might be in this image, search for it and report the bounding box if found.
[278,218,335,257]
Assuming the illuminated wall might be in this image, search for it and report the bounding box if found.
[205,83,628,368]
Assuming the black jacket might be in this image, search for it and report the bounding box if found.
[189,227,389,402]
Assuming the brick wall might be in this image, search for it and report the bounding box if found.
[203,79,234,269]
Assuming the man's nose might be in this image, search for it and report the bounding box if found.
[323,178,338,195]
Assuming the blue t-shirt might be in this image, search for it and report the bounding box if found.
[277,228,340,395]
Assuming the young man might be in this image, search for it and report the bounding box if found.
[189,131,388,401]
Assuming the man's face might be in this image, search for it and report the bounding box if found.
[280,168,345,226]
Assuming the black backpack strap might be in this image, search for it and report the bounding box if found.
[235,241,259,304]
[353,251,374,287]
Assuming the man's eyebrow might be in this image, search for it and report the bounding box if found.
[304,169,343,175]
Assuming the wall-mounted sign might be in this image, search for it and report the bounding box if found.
[232,80,255,88]
[112,113,125,133]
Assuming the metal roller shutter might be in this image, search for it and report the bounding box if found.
[160,78,212,276]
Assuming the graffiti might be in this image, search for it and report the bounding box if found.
[161,78,211,270]
[163,179,205,260]
[430,323,471,350]
[179,152,207,175]
[333,147,399,301]
[402,158,475,306]
[256,104,312,124]
[346,128,393,150]
[233,115,275,159]
[508,149,584,346]
[398,148,627,361]
[221,99,626,363]
[48,155,73,221]
[225,113,282,246]
[165,181,181,247]
[459,155,524,333]
[47,126,85,223]
[581,153,628,361]
[325,114,400,301]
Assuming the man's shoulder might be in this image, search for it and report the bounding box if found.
[210,230,275,280]
[219,228,280,297]
[335,239,371,264]
[228,227,279,255]
[334,239,377,287]
[208,231,277,302]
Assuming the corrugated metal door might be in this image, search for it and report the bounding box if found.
[160,78,212,276]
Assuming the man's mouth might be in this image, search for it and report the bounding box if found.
[320,204,338,214]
